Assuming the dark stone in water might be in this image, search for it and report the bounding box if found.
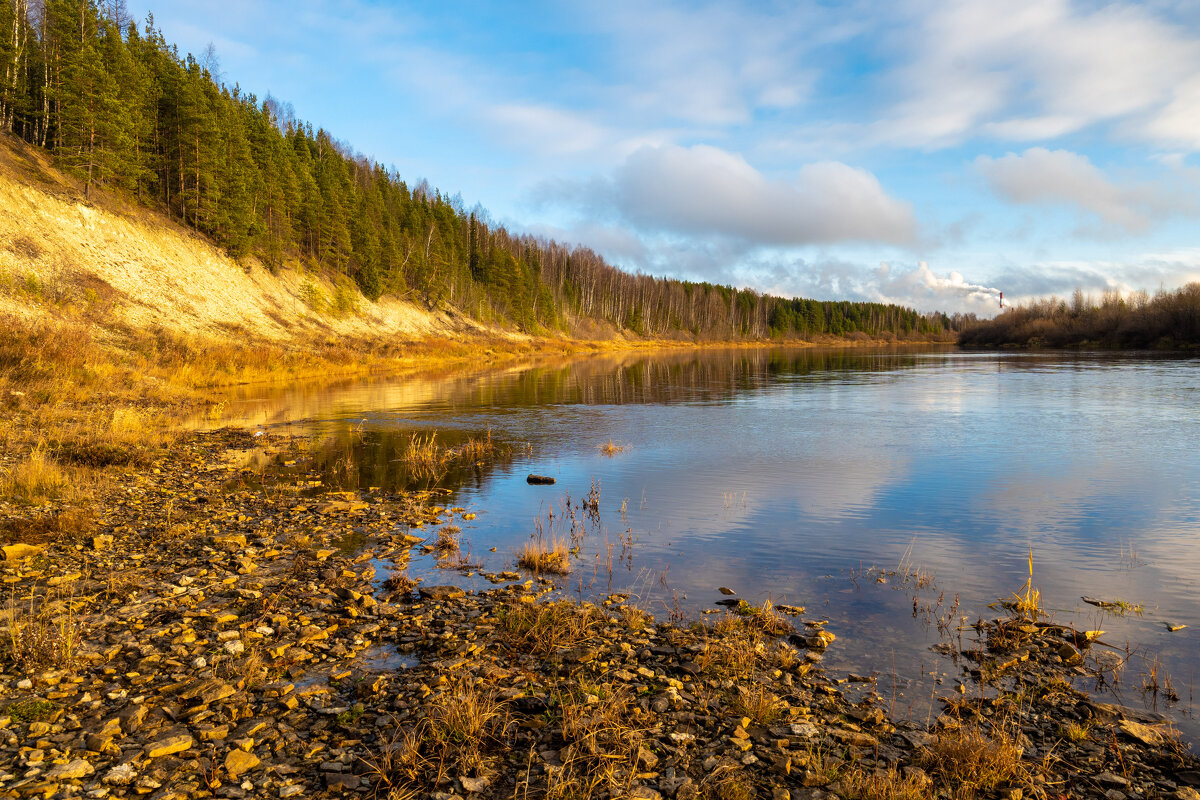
[526,474,556,485]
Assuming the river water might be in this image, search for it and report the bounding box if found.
[213,346,1200,740]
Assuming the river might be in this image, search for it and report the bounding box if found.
[211,345,1200,741]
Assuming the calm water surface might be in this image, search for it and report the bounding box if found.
[215,347,1200,740]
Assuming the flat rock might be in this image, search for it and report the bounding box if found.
[1118,719,1164,745]
[2,543,43,561]
[225,749,261,777]
[145,734,194,758]
[419,585,466,601]
[45,759,94,780]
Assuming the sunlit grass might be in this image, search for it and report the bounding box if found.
[1,447,68,503]
[517,535,571,575]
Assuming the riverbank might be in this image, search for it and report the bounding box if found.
[1,427,1196,800]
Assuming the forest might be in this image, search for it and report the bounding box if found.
[957,285,1200,349]
[0,0,970,341]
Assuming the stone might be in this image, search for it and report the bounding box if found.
[46,759,94,780]
[92,535,114,551]
[460,776,490,793]
[1057,642,1081,665]
[325,772,360,789]
[103,763,136,785]
[626,787,662,800]
[1118,719,1164,746]
[145,734,194,758]
[419,585,466,601]
[225,749,260,777]
[2,543,43,561]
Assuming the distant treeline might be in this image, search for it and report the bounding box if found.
[958,284,1200,348]
[0,0,967,340]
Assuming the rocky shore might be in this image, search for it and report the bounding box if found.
[1,429,1197,800]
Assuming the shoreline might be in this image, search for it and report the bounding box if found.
[1,428,1196,799]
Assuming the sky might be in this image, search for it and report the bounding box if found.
[126,0,1200,315]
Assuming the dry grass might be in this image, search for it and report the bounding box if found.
[598,439,626,457]
[920,723,1024,798]
[618,604,652,631]
[433,525,462,553]
[517,535,571,575]
[693,616,769,679]
[498,599,604,657]
[701,771,757,800]
[1,590,86,673]
[994,549,1042,620]
[839,765,931,800]
[0,508,94,545]
[733,685,785,726]
[401,430,504,481]
[542,687,643,799]
[0,447,69,502]
[426,680,511,773]
[360,718,430,795]
[1058,721,1090,742]
[403,433,447,479]
[456,429,498,463]
[733,598,794,636]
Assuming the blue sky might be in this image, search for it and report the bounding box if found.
[128,0,1200,314]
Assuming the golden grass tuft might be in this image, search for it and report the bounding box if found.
[517,535,571,575]
[838,765,931,800]
[598,439,627,457]
[0,508,94,545]
[401,430,504,481]
[693,615,769,679]
[403,432,446,479]
[1,591,86,673]
[543,687,643,799]
[920,723,1024,797]
[1,447,69,502]
[733,598,794,636]
[498,599,604,656]
[426,680,511,773]
[734,685,785,726]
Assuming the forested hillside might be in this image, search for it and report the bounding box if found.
[0,0,967,341]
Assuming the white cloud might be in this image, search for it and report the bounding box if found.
[990,250,1200,300]
[546,144,917,246]
[487,105,610,157]
[583,0,832,127]
[976,148,1195,233]
[873,0,1200,148]
[751,259,1003,315]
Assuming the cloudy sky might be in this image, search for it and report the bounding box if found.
[128,0,1200,314]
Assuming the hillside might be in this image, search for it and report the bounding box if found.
[0,136,482,344]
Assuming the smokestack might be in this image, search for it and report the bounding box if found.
[999,291,1004,309]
